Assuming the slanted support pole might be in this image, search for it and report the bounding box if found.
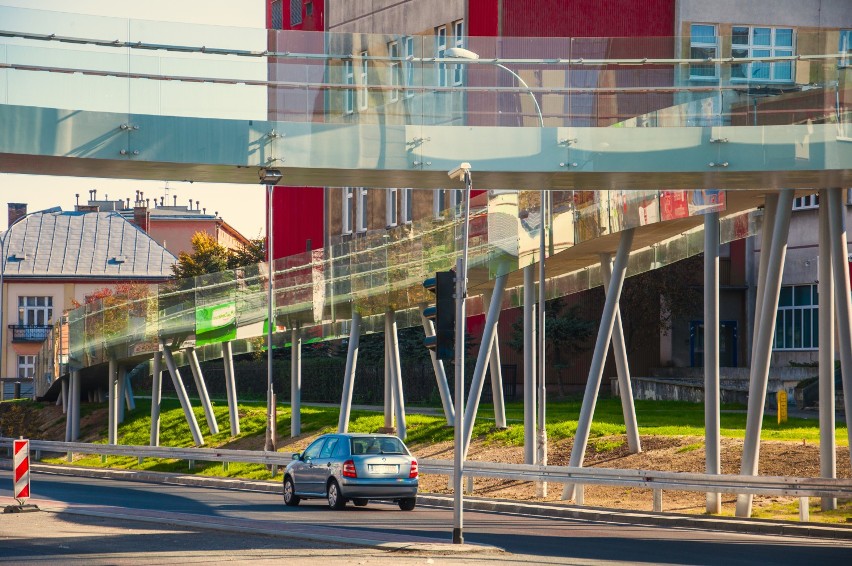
[523,264,537,465]
[188,347,219,435]
[108,358,118,444]
[291,326,301,437]
[563,228,634,501]
[124,370,136,411]
[704,212,721,514]
[222,341,240,437]
[338,313,361,433]
[826,188,852,476]
[489,325,507,429]
[60,378,68,414]
[736,189,793,517]
[818,190,836,511]
[160,339,204,446]
[64,377,72,442]
[421,309,455,427]
[383,316,394,432]
[462,274,507,458]
[601,252,641,454]
[117,364,127,424]
[70,371,80,442]
[150,351,163,447]
[387,310,407,440]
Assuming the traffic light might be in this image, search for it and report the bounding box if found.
[423,271,456,360]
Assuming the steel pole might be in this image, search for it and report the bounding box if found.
[222,341,240,437]
[188,347,219,435]
[266,182,275,451]
[420,309,455,426]
[338,312,361,433]
[488,325,507,429]
[523,264,537,465]
[537,191,548,497]
[160,339,204,446]
[383,316,394,431]
[818,190,836,511]
[387,311,407,440]
[704,212,721,514]
[150,351,163,446]
[291,326,301,437]
[107,358,117,445]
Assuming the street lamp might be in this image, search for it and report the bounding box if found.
[446,47,550,494]
[260,168,282,452]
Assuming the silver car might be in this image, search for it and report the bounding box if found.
[283,433,418,511]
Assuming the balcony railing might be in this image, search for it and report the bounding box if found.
[8,325,53,343]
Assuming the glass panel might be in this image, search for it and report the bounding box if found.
[803,308,812,348]
[779,286,793,307]
[691,25,716,43]
[785,309,794,349]
[775,28,794,47]
[753,28,771,46]
[775,314,784,349]
[813,309,819,347]
[794,285,812,306]
[732,27,750,45]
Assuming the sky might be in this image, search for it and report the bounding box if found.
[0,1,268,238]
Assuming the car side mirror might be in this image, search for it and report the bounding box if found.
[292,453,301,461]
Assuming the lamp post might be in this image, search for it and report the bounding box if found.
[446,48,549,489]
[260,168,283,452]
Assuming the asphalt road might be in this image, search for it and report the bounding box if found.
[3,472,852,565]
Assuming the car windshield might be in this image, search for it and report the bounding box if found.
[351,436,407,455]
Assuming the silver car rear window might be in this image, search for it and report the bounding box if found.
[350,437,407,455]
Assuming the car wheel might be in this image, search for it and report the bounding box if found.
[352,498,368,507]
[398,496,416,511]
[327,480,347,510]
[283,476,300,507]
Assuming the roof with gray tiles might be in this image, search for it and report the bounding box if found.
[1,210,177,279]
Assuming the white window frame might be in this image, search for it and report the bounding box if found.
[452,20,465,85]
[401,188,413,224]
[342,187,354,235]
[841,29,852,68]
[359,51,369,110]
[388,41,400,103]
[343,60,354,115]
[731,26,795,83]
[18,296,53,326]
[435,25,447,87]
[403,36,415,98]
[17,355,35,378]
[356,187,368,233]
[386,188,398,227]
[433,189,447,219]
[793,193,819,210]
[689,24,718,80]
[774,284,818,350]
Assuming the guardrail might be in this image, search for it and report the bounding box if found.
[2,438,849,521]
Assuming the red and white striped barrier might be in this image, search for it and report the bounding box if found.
[13,438,30,502]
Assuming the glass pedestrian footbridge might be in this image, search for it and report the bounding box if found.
[0,6,847,393]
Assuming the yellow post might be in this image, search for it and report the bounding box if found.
[777,389,788,424]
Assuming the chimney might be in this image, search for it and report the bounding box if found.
[126,197,131,209]
[133,206,150,233]
[173,195,177,206]
[8,203,27,227]
[75,193,80,206]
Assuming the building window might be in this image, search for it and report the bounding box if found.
[404,36,415,97]
[774,284,818,350]
[388,41,400,103]
[386,188,398,227]
[433,189,447,219]
[401,188,413,224]
[344,60,354,114]
[359,51,369,110]
[435,25,447,87]
[271,0,283,29]
[452,20,465,85]
[356,187,368,233]
[306,1,313,17]
[342,187,354,235]
[17,355,35,379]
[689,24,718,79]
[793,193,819,210]
[290,0,303,26]
[841,29,852,67]
[19,296,53,326]
[731,26,794,82]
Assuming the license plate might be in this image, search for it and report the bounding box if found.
[369,464,398,474]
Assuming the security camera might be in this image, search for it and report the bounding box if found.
[448,162,471,181]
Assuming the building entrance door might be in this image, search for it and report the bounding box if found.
[690,321,738,367]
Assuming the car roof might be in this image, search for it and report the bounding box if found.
[320,433,401,439]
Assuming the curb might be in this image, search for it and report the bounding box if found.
[11,461,852,541]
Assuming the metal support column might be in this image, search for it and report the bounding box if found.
[150,351,163,447]
[64,377,72,442]
[383,316,394,432]
[563,228,634,500]
[70,370,80,441]
[826,188,852,474]
[387,310,407,440]
[60,378,68,414]
[338,313,361,433]
[108,358,117,445]
[160,339,204,446]
[523,264,537,465]
[818,190,836,511]
[421,310,455,427]
[222,341,240,437]
[291,326,302,437]
[124,371,136,411]
[704,212,721,514]
[736,189,793,517]
[489,327,507,429]
[117,365,126,424]
[462,275,507,458]
[601,253,641,454]
[188,347,219,435]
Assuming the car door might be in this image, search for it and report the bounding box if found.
[295,437,326,495]
[314,436,340,489]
